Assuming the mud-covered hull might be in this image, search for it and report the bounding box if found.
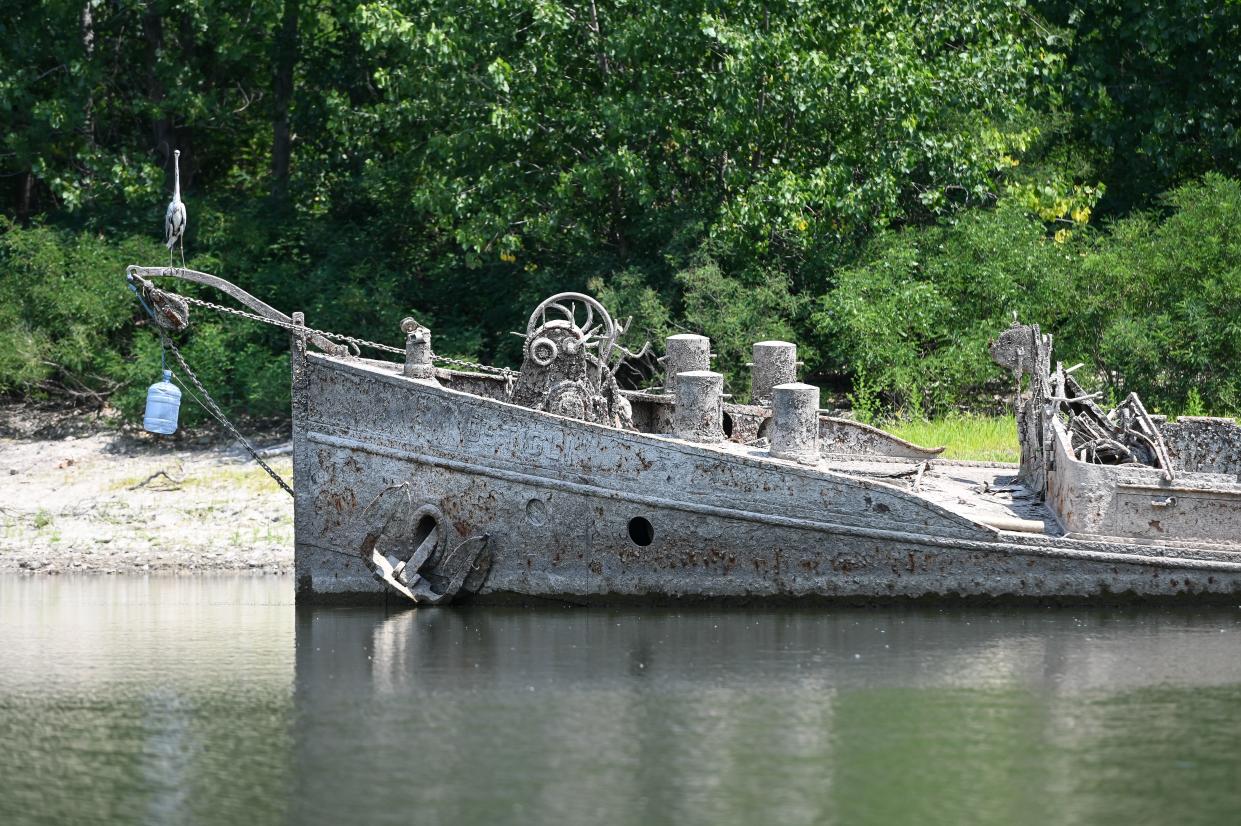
[292,353,1241,604]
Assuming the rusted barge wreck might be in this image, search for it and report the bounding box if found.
[127,269,1241,603]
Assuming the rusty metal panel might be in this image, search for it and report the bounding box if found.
[1160,417,1241,475]
[1112,487,1241,543]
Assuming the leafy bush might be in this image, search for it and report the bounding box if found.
[811,202,1086,415]
[1078,174,1241,412]
[0,219,290,426]
[813,175,1241,418]
[0,219,156,402]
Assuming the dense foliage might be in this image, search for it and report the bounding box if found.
[816,174,1241,418]
[1,1,1238,423]
[1041,1,1241,216]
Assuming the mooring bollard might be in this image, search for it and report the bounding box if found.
[674,370,725,443]
[750,340,798,404]
[664,334,711,393]
[402,318,436,381]
[769,382,820,463]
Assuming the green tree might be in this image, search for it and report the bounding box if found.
[1038,1,1241,215]
[812,201,1086,416]
[811,174,1241,418]
[339,0,1055,376]
[28,1,1233,424]
[1079,174,1241,411]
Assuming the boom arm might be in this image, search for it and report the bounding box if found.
[126,265,291,324]
[125,265,347,356]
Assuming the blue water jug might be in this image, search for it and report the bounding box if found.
[143,369,182,435]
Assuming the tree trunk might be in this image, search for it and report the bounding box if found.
[142,4,174,185]
[271,0,300,199]
[17,170,34,226]
[81,1,95,145]
[588,0,609,76]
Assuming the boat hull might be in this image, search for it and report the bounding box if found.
[292,354,1241,604]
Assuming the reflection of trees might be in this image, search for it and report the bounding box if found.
[292,605,1241,825]
[0,575,294,823]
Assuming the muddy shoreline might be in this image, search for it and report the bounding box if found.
[0,403,293,575]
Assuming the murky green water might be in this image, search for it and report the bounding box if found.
[2,576,1240,825]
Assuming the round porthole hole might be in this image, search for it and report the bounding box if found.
[628,516,654,547]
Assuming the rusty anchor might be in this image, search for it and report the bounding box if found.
[362,489,491,604]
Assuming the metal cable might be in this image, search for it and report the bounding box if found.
[177,293,520,376]
[158,330,295,497]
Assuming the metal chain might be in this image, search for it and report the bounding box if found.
[158,330,296,497]
[178,294,405,354]
[176,292,519,375]
[130,282,525,498]
[427,354,519,377]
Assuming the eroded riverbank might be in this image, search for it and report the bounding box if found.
[0,404,292,574]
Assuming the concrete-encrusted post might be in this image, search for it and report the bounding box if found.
[673,370,724,443]
[751,341,798,405]
[769,382,820,464]
[664,334,711,393]
[403,318,436,382]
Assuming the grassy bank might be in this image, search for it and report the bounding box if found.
[883,414,1020,463]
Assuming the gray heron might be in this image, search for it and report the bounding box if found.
[165,149,187,268]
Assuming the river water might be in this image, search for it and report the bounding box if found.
[1,575,1240,825]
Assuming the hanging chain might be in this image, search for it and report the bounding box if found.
[176,293,519,376]
[178,294,405,354]
[426,353,518,378]
[158,329,296,497]
[129,280,523,498]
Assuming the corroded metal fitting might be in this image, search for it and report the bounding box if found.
[673,370,725,443]
[664,334,711,393]
[751,341,798,404]
[402,317,436,381]
[769,382,820,464]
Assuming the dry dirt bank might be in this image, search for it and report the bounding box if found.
[0,403,293,574]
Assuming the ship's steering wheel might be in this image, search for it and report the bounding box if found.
[524,292,618,368]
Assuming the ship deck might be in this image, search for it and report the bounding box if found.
[822,455,1064,536]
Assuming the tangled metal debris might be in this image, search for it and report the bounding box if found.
[991,320,1175,485]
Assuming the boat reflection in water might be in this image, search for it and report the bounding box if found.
[292,602,1241,825]
[2,575,1237,825]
